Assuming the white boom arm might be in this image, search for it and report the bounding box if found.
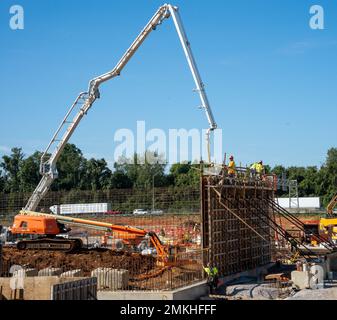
[24,4,217,212]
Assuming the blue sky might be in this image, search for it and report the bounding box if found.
[0,0,336,168]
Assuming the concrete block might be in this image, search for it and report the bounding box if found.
[91,268,129,290]
[38,267,63,277]
[13,268,38,277]
[60,269,83,277]
[291,271,310,290]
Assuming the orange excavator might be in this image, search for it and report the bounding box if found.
[10,210,173,262]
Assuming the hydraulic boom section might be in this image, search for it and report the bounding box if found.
[24,4,217,212]
[327,194,337,216]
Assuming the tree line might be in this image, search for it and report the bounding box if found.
[0,144,336,206]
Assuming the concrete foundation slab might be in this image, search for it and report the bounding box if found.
[97,280,208,300]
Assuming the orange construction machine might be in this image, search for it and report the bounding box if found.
[10,211,172,261]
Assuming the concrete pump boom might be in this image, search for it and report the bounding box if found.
[24,4,217,212]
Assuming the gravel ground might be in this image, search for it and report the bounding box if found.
[285,284,337,300]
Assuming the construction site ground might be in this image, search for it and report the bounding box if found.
[285,282,337,300]
[210,281,337,300]
[1,246,202,291]
[1,247,156,277]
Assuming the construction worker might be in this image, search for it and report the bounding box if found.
[203,263,219,294]
[227,155,236,178]
[284,231,298,252]
[101,233,108,247]
[250,160,264,179]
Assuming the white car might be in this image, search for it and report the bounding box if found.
[133,209,148,215]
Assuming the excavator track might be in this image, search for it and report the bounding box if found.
[16,238,83,253]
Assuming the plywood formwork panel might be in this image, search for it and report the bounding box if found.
[201,176,274,277]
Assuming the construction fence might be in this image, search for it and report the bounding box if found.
[0,186,200,221]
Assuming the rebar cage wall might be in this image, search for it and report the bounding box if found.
[201,175,275,277]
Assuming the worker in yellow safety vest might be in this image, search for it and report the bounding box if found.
[227,155,236,178]
[250,160,264,178]
[203,263,219,293]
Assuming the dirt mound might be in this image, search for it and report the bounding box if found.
[1,247,156,276]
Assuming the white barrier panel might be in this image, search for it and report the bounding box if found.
[50,203,112,215]
[276,197,320,209]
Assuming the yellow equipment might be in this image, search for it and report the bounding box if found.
[318,193,337,242]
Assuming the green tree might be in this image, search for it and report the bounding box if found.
[80,158,112,190]
[1,147,25,192]
[318,148,337,206]
[169,162,200,188]
[18,151,42,192]
[114,152,167,188]
[170,163,191,176]
[299,166,319,197]
[271,165,286,178]
[53,144,86,191]
[110,170,133,188]
[286,166,306,185]
[0,169,5,192]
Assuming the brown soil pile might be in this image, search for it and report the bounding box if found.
[2,247,156,276]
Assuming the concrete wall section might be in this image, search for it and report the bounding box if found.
[0,276,89,300]
[97,281,208,300]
